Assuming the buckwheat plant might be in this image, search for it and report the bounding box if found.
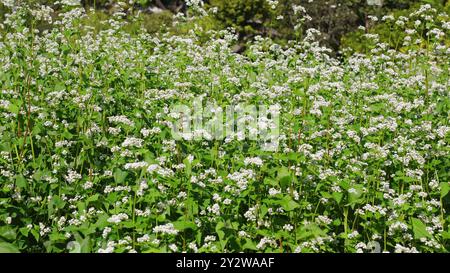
[0,1,449,253]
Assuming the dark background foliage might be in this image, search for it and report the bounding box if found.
[1,0,449,53]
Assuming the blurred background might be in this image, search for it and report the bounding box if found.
[1,0,449,55]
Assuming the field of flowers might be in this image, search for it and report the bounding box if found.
[0,1,449,253]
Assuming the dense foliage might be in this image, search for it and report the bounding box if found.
[2,0,450,52]
[0,1,449,253]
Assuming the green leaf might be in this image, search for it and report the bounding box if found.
[19,227,29,237]
[113,168,128,184]
[49,233,68,242]
[185,198,198,217]
[411,218,432,240]
[259,204,268,218]
[8,103,20,114]
[183,157,192,176]
[0,242,20,253]
[442,231,450,239]
[172,221,197,231]
[216,222,225,241]
[242,238,257,250]
[80,236,91,253]
[320,191,332,199]
[30,229,39,242]
[15,175,27,189]
[277,167,292,189]
[215,222,228,250]
[62,130,74,140]
[52,196,66,209]
[348,184,364,204]
[87,194,99,203]
[0,142,11,152]
[278,196,299,211]
[296,223,326,240]
[440,182,450,198]
[332,192,343,204]
[0,226,16,241]
[264,177,278,186]
[156,214,166,222]
[48,198,55,217]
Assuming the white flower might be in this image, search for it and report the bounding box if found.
[65,170,81,184]
[153,223,179,235]
[122,137,144,148]
[268,188,281,196]
[188,242,198,252]
[60,0,81,6]
[107,213,129,224]
[108,115,134,127]
[83,181,93,190]
[266,0,279,9]
[137,234,150,243]
[124,161,148,170]
[347,230,360,239]
[256,237,277,250]
[244,157,264,167]
[244,206,257,222]
[316,215,332,225]
[102,227,112,239]
[169,244,178,252]
[147,164,159,173]
[208,203,221,216]
[187,154,194,163]
[238,231,248,238]
[283,224,294,231]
